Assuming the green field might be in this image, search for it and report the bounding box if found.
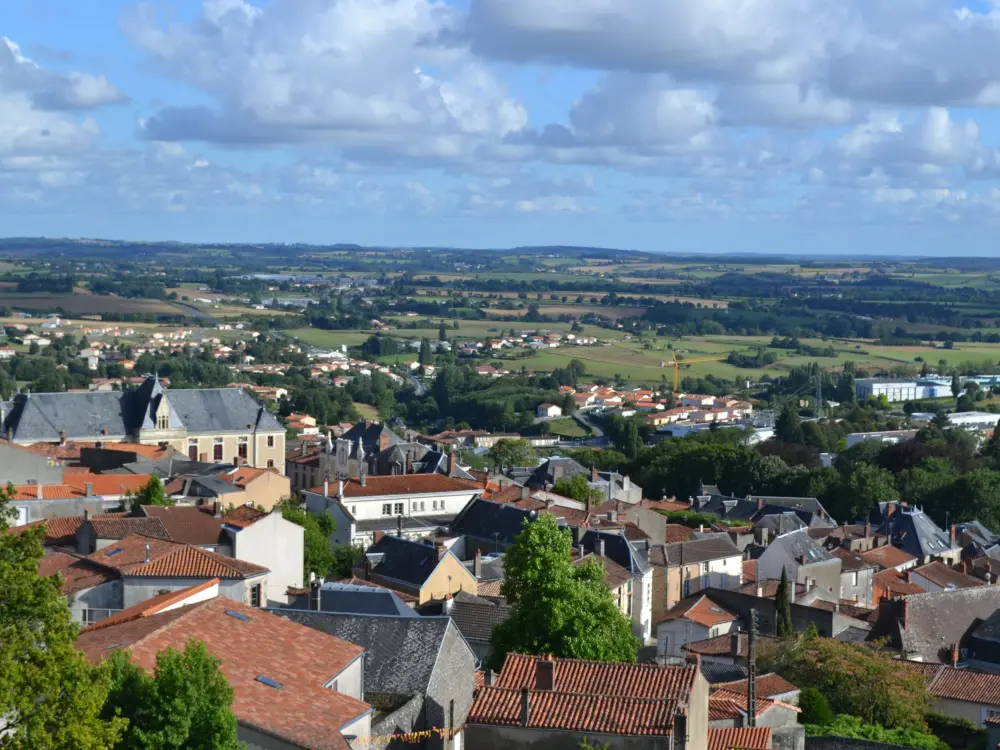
[547,417,590,438]
[0,294,181,316]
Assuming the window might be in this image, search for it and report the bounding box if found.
[351,506,357,516]
[852,571,859,586]
[213,437,224,461]
[250,584,262,607]
[382,503,392,516]
[432,500,438,511]
[394,502,404,516]
[267,435,275,448]
[188,440,198,461]
[266,459,275,469]
[156,413,169,429]
[238,437,248,459]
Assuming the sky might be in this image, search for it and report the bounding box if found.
[5,1,1000,255]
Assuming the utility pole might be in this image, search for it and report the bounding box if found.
[747,608,758,728]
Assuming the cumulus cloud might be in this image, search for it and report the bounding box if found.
[1,37,127,110]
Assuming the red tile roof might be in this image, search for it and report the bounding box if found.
[87,516,169,540]
[860,544,918,570]
[495,653,697,699]
[65,474,156,496]
[709,689,798,719]
[85,534,268,579]
[658,595,738,627]
[468,687,680,736]
[309,473,482,498]
[81,578,221,632]
[713,673,799,699]
[742,559,757,582]
[222,505,269,529]
[664,524,695,543]
[76,597,368,750]
[8,513,127,546]
[874,568,926,598]
[38,550,118,595]
[139,505,226,546]
[928,666,1000,704]
[911,561,984,590]
[477,579,504,598]
[683,633,781,657]
[708,727,773,750]
[218,468,271,488]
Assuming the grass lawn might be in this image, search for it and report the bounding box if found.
[547,417,590,438]
[354,402,379,420]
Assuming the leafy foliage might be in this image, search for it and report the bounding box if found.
[489,514,639,671]
[277,500,337,580]
[103,641,241,750]
[126,476,172,514]
[805,715,945,750]
[797,687,834,726]
[775,568,794,639]
[486,438,535,471]
[0,486,126,749]
[552,475,604,506]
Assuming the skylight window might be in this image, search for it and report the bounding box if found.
[255,675,282,689]
[224,609,249,621]
[106,548,123,557]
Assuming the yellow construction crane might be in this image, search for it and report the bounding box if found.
[661,355,728,392]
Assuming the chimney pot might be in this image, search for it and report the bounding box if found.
[597,538,605,558]
[950,525,956,546]
[83,508,90,521]
[36,483,42,500]
[520,485,530,501]
[484,669,494,687]
[213,500,220,518]
[951,642,960,667]
[85,482,93,497]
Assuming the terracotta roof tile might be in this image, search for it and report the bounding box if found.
[477,579,504,598]
[495,653,697,699]
[708,727,772,750]
[911,561,984,590]
[140,505,226,546]
[218,468,269,488]
[8,513,127,546]
[65,474,156,496]
[929,666,1000,704]
[860,544,918,570]
[81,578,221,632]
[222,505,269,529]
[658,594,739,627]
[664,524,695,543]
[875,568,926,597]
[742,560,757,582]
[85,534,268,579]
[38,550,118,594]
[709,689,796,719]
[76,597,368,750]
[309,473,482,498]
[713,673,799,698]
[683,633,781,657]
[468,687,679,736]
[87,517,169,540]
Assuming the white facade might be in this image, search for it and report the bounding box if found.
[306,488,480,524]
[856,379,919,403]
[228,512,304,605]
[636,568,654,644]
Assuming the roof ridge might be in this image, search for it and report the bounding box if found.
[478,686,686,703]
[111,598,216,650]
[506,652,695,672]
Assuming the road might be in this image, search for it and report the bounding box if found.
[408,373,429,396]
[573,408,605,438]
[171,301,220,326]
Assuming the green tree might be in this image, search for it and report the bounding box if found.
[552,474,604,507]
[418,338,431,366]
[103,640,241,750]
[798,687,835,726]
[775,405,805,445]
[805,715,944,750]
[0,486,126,749]
[126,476,171,514]
[277,500,337,579]
[775,567,794,639]
[332,544,365,579]
[486,438,534,471]
[952,373,961,398]
[489,514,639,671]
[438,321,447,341]
[843,462,897,521]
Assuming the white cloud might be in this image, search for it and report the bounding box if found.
[1,37,127,110]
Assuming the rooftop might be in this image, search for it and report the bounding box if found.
[708,727,773,750]
[139,505,227,546]
[658,594,739,628]
[911,561,984,590]
[309,473,482,498]
[84,534,268,579]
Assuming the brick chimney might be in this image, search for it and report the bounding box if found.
[901,599,910,630]
[213,500,220,518]
[951,643,960,667]
[448,450,457,477]
[85,482,93,498]
[373,530,385,544]
[535,657,555,691]
[378,430,390,452]
[950,525,957,546]
[757,496,764,511]
[435,541,448,560]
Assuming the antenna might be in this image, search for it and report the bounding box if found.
[747,608,758,729]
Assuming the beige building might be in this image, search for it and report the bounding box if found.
[2,377,286,473]
[217,467,291,511]
[355,534,478,604]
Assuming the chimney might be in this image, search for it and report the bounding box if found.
[578,545,585,560]
[591,465,598,482]
[300,443,308,456]
[36,484,42,500]
[901,599,909,630]
[755,584,763,598]
[484,669,494,687]
[58,430,66,446]
[85,482,93,498]
[448,450,457,477]
[309,576,322,611]
[435,541,447,560]
[535,657,555,691]
[363,556,373,581]
[360,473,366,488]
[83,508,90,521]
[865,522,871,539]
[338,479,345,499]
[144,543,150,564]
[474,549,482,578]
[950,525,956,546]
[623,475,630,492]
[789,576,796,605]
[951,643,960,668]
[520,485,530,501]
[213,500,221,518]
[101,428,108,436]
[730,632,742,657]
[757,496,764,511]
[324,474,330,497]
[373,530,385,544]
[597,538,605,558]
[519,687,530,727]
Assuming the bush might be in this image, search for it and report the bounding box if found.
[798,687,834,726]
[806,715,946,750]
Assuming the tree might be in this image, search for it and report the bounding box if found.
[486,438,534,471]
[775,405,805,445]
[126,476,171,514]
[418,338,431,366]
[952,372,961,398]
[552,474,604,508]
[0,486,126,749]
[103,640,241,750]
[775,567,794,639]
[277,500,337,579]
[805,715,944,750]
[617,420,644,459]
[798,687,835,726]
[438,321,447,341]
[489,514,639,671]
[843,463,897,521]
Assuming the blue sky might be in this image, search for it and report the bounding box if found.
[4,0,1000,254]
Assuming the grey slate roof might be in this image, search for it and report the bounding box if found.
[3,379,282,443]
[447,590,510,642]
[769,529,835,565]
[957,521,1000,548]
[341,422,401,455]
[304,583,417,617]
[449,498,535,545]
[579,529,649,576]
[700,662,749,684]
[887,509,954,560]
[361,535,447,588]
[523,456,589,488]
[277,611,454,695]
[755,513,807,536]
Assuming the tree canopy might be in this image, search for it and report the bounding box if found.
[488,514,639,671]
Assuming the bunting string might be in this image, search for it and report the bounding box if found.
[353,726,457,746]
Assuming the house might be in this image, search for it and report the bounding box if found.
[513,457,643,504]
[909,561,984,593]
[0,438,65,485]
[708,688,799,731]
[82,533,270,610]
[713,673,800,704]
[580,530,654,643]
[871,505,961,565]
[657,594,740,659]
[279,609,475,749]
[467,653,711,750]
[303,473,483,547]
[873,568,926,601]
[2,376,286,472]
[536,403,562,418]
[216,466,291,511]
[755,529,842,598]
[445,590,512,664]
[684,632,782,670]
[831,548,876,605]
[573,551,636,626]
[859,544,918,572]
[648,536,744,625]
[221,505,304,604]
[39,549,124,624]
[76,593,372,750]
[6,474,154,528]
[286,580,417,616]
[354,534,478,604]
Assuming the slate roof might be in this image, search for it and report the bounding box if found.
[700,662,749,684]
[308,582,418,617]
[956,521,1000,548]
[340,422,401,454]
[766,528,836,565]
[755,512,807,536]
[336,577,419,604]
[832,547,875,572]
[277,610,456,696]
[449,498,536,545]
[579,529,649,576]
[523,456,590,488]
[4,381,282,442]
[887,508,955,561]
[360,534,450,588]
[448,590,511,642]
[77,597,368,750]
